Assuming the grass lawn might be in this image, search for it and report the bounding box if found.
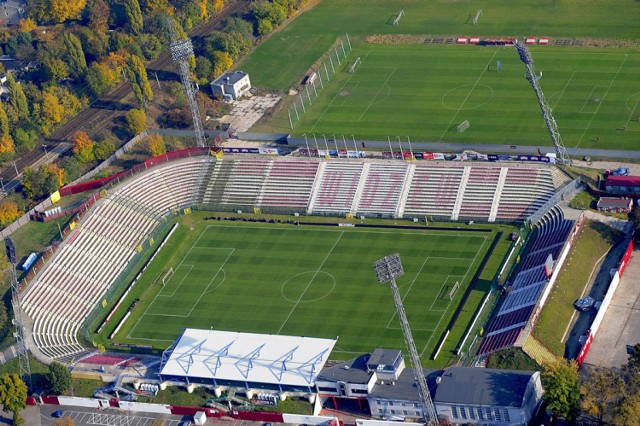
[533,220,621,356]
[239,0,640,90]
[486,347,540,371]
[97,213,513,367]
[257,43,640,150]
[0,354,50,391]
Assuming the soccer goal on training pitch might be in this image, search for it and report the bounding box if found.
[458,120,470,133]
[162,267,174,286]
[392,10,404,25]
[349,57,362,74]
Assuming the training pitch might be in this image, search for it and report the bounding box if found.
[103,216,512,367]
[267,44,640,150]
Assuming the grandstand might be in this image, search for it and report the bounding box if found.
[477,207,577,356]
[20,153,572,362]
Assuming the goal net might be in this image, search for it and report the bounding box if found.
[349,57,362,74]
[457,120,470,133]
[393,10,404,25]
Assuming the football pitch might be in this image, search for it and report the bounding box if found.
[266,44,640,150]
[107,217,512,367]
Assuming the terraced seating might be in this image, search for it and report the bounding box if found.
[458,167,501,220]
[355,162,408,217]
[403,165,464,218]
[259,160,319,209]
[311,162,365,214]
[495,168,557,221]
[477,207,575,356]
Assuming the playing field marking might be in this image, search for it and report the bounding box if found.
[331,81,360,107]
[280,270,337,303]
[624,91,640,129]
[202,223,489,240]
[385,255,432,329]
[575,54,628,148]
[439,51,497,141]
[419,235,488,357]
[550,71,576,110]
[430,275,465,312]
[276,231,344,334]
[203,269,226,295]
[127,227,234,337]
[441,84,494,111]
[358,67,397,122]
[158,264,194,298]
[579,86,607,113]
[307,50,372,133]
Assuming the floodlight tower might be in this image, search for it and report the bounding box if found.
[5,237,31,388]
[168,19,207,148]
[373,254,437,425]
[514,40,571,165]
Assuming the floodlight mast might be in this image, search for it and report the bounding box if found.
[514,40,571,165]
[5,238,31,389]
[373,254,437,425]
[168,18,207,148]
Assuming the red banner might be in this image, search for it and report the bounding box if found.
[618,239,634,277]
[576,333,594,366]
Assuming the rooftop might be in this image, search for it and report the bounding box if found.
[368,368,439,401]
[160,329,336,387]
[212,71,249,86]
[318,354,373,385]
[434,367,535,407]
[598,197,632,208]
[367,348,402,368]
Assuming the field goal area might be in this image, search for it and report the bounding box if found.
[115,221,496,363]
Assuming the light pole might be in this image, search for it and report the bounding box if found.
[12,162,18,177]
[42,144,48,159]
[302,133,311,157]
[313,134,321,158]
[322,134,330,155]
[331,134,339,157]
[0,178,4,192]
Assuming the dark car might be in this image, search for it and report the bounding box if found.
[52,409,65,418]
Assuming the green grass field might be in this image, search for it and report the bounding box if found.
[259,44,640,150]
[239,0,640,90]
[102,215,513,367]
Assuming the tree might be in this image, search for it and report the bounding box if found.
[125,109,147,135]
[63,33,88,81]
[206,30,252,61]
[251,1,286,36]
[0,135,15,161]
[0,303,8,342]
[0,199,21,228]
[87,0,110,33]
[61,156,82,184]
[0,103,9,136]
[86,62,117,97]
[93,138,115,161]
[212,0,225,14]
[145,134,165,157]
[33,89,64,135]
[123,0,144,35]
[72,131,95,164]
[0,374,27,426]
[143,0,174,15]
[125,54,153,108]
[211,51,233,79]
[29,0,87,24]
[580,366,622,424]
[257,19,273,37]
[542,359,580,421]
[5,74,29,123]
[195,56,212,84]
[47,362,71,394]
[13,128,38,154]
[18,18,37,33]
[222,17,253,39]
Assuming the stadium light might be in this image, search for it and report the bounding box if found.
[373,253,404,284]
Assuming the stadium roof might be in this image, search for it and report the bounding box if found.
[160,329,337,387]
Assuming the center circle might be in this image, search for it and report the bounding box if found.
[281,271,336,303]
[442,84,493,110]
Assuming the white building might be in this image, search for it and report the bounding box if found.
[210,71,251,102]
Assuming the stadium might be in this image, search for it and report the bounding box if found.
[18,148,578,366]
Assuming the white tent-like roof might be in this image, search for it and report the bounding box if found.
[160,329,337,387]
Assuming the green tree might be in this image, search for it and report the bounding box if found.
[93,138,115,161]
[61,156,82,184]
[211,50,233,79]
[47,362,71,394]
[0,374,27,426]
[195,56,212,83]
[0,303,8,341]
[86,62,117,97]
[87,0,110,33]
[542,359,580,421]
[5,75,29,123]
[251,1,286,35]
[13,128,39,154]
[63,33,88,81]
[206,30,252,61]
[125,54,153,108]
[125,109,146,135]
[222,17,254,39]
[72,131,95,164]
[123,0,144,35]
[0,103,9,136]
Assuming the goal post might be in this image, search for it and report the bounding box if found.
[457,120,470,133]
[349,57,362,74]
[448,281,460,300]
[392,10,404,25]
[162,267,174,286]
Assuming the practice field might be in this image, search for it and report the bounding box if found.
[106,218,511,367]
[266,44,640,150]
[239,0,640,90]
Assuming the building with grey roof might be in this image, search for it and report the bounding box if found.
[210,71,251,102]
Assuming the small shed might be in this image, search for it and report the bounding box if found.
[597,197,632,213]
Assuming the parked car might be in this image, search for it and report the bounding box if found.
[52,410,65,418]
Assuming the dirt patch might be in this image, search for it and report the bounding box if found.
[339,91,352,97]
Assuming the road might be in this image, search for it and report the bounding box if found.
[0,0,248,196]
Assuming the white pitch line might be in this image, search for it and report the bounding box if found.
[575,54,628,148]
[551,71,576,110]
[439,51,498,141]
[276,231,344,334]
[358,67,397,122]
